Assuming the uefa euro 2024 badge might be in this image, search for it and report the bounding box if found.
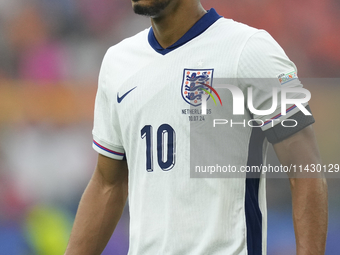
[181,69,214,107]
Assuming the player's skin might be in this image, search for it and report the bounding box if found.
[273,125,328,255]
[64,0,328,254]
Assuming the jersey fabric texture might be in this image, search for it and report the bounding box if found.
[92,9,314,255]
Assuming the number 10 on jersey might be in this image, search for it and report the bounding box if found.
[141,124,176,172]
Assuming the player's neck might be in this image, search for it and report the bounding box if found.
[151,2,206,49]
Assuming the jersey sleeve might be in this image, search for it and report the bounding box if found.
[237,30,315,144]
[92,51,126,160]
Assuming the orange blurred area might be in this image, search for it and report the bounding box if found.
[0,80,96,125]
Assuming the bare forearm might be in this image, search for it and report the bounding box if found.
[290,178,328,255]
[274,126,328,254]
[65,168,128,255]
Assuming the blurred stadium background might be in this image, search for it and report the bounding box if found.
[0,0,339,254]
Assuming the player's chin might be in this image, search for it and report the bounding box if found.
[132,4,157,17]
[132,0,171,17]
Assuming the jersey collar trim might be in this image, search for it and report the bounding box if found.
[148,8,222,55]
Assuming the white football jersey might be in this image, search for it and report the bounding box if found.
[92,9,314,255]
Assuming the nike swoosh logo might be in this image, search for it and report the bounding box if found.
[117,87,137,103]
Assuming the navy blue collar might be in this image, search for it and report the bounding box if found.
[148,8,222,55]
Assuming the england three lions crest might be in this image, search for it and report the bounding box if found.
[181,69,214,107]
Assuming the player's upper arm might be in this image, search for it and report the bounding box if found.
[273,125,322,178]
[94,154,128,188]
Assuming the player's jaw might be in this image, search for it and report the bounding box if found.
[132,0,172,17]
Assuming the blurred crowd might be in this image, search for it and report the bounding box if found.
[0,0,149,82]
[0,0,339,82]
[0,0,339,254]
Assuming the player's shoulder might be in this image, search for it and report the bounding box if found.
[216,17,258,32]
[211,17,270,43]
[105,28,150,60]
